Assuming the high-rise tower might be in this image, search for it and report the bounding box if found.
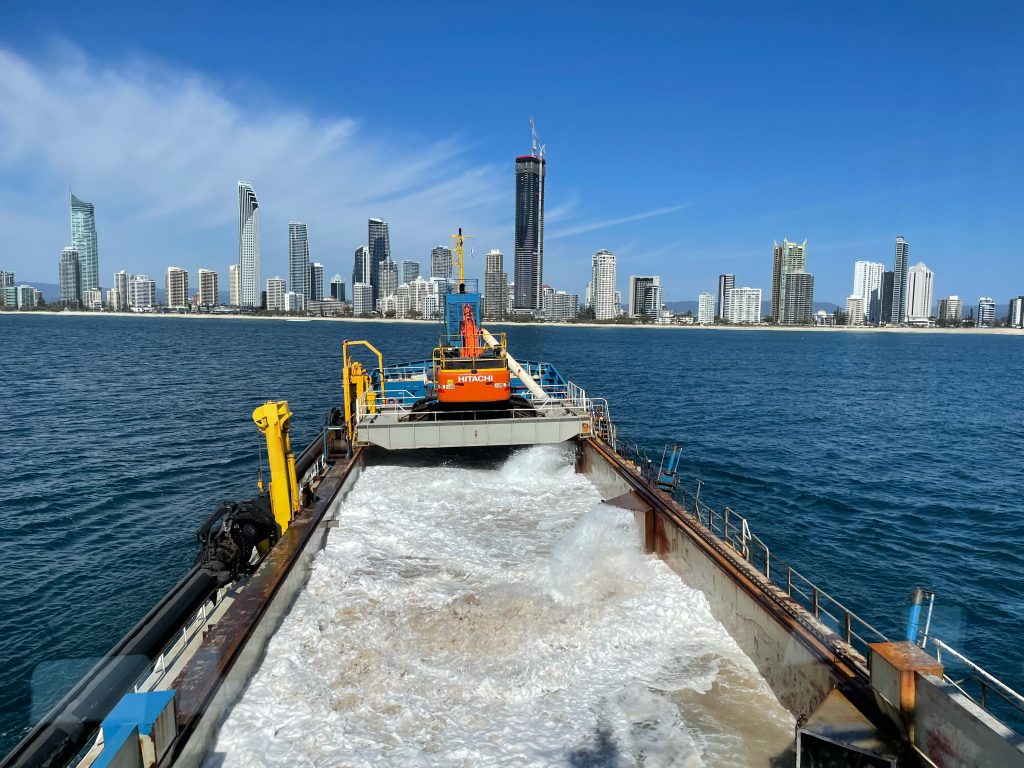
[513,122,546,313]
[906,262,934,324]
[198,269,219,306]
[483,249,508,320]
[853,261,885,324]
[891,236,909,325]
[770,239,807,323]
[166,266,189,309]
[70,194,99,293]
[717,274,735,322]
[368,218,391,304]
[353,246,370,289]
[238,182,260,307]
[288,222,310,301]
[58,247,82,306]
[431,246,453,280]
[309,262,324,302]
[590,249,616,320]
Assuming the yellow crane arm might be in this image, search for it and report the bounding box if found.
[252,400,300,533]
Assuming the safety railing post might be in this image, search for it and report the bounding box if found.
[844,611,852,643]
[812,587,820,619]
[787,568,793,596]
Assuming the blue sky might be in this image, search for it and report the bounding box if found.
[1,1,1022,303]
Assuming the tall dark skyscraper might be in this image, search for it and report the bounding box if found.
[513,126,546,313]
[879,271,895,324]
[891,235,909,325]
[368,218,391,304]
[717,273,735,321]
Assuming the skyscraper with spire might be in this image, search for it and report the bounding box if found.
[513,121,546,313]
[70,194,99,292]
[237,182,260,307]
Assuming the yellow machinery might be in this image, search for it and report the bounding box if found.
[342,340,384,441]
[252,400,300,534]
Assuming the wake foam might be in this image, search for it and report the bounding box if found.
[206,445,792,766]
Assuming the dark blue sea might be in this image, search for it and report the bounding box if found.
[1,314,1022,753]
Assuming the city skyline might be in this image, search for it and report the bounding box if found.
[1,5,1021,303]
[11,183,1011,325]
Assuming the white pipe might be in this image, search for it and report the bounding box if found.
[480,327,549,401]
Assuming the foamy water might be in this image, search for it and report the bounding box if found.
[206,446,793,767]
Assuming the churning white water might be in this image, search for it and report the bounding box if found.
[207,446,793,767]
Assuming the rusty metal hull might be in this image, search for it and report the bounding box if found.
[575,438,899,737]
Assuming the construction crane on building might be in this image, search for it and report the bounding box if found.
[530,116,546,159]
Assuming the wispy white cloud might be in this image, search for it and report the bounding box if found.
[548,202,691,239]
[0,46,509,283]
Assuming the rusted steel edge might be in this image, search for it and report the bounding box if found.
[166,445,365,763]
[587,437,871,688]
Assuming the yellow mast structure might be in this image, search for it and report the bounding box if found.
[449,228,474,292]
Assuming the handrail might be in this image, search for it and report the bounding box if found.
[933,639,1024,715]
[679,486,889,656]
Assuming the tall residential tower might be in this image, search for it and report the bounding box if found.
[288,222,310,301]
[590,249,617,321]
[891,236,910,325]
[58,247,82,307]
[237,182,260,307]
[483,249,508,320]
[770,239,808,324]
[906,262,934,324]
[852,261,884,324]
[70,194,100,292]
[717,274,735,322]
[368,218,391,305]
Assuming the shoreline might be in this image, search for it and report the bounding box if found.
[3,309,1023,335]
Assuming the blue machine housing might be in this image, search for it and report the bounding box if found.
[441,289,481,347]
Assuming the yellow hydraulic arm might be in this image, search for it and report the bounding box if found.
[252,400,300,534]
[342,340,384,441]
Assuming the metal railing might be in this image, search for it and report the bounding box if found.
[933,639,1024,721]
[130,586,228,694]
[678,483,890,658]
[607,438,1024,731]
[608,439,892,661]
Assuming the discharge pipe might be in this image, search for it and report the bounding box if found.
[480,327,549,402]
[905,587,924,643]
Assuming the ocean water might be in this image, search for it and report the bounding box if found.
[1,314,1022,757]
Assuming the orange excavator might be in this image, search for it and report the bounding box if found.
[433,229,513,406]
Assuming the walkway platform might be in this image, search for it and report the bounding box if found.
[352,400,593,450]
